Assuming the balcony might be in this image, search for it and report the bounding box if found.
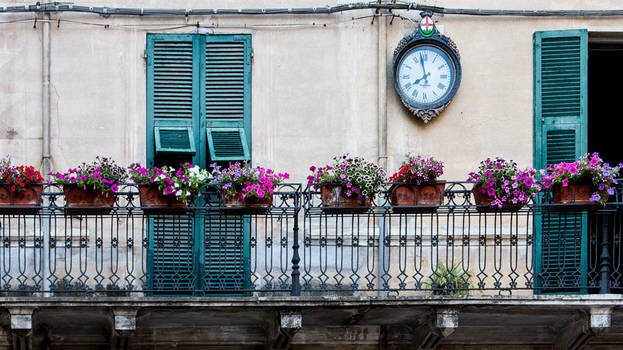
[0,182,621,297]
[2,183,623,348]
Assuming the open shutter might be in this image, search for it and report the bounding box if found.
[205,35,252,163]
[204,215,249,295]
[206,120,250,161]
[533,30,588,294]
[149,216,196,295]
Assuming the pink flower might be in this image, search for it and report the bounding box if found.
[562,178,569,187]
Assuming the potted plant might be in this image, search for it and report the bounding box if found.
[129,163,211,213]
[0,156,45,214]
[541,152,621,207]
[49,156,127,214]
[467,157,540,212]
[307,155,385,213]
[211,162,289,214]
[388,154,445,212]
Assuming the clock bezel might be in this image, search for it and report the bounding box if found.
[395,44,457,107]
[392,26,462,123]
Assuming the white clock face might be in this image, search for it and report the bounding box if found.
[396,45,455,106]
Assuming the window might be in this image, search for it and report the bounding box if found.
[145,33,252,295]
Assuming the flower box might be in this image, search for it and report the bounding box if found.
[211,162,287,215]
[308,155,384,214]
[320,184,372,214]
[550,183,603,211]
[541,153,620,210]
[389,182,445,213]
[63,185,115,214]
[0,184,43,214]
[0,157,45,214]
[220,189,273,215]
[129,163,210,214]
[138,185,188,214]
[467,158,539,213]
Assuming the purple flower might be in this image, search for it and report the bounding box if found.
[590,194,601,202]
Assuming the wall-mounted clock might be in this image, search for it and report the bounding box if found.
[393,12,462,123]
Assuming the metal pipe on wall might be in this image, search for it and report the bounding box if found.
[377,11,388,297]
[41,12,51,177]
[41,12,52,296]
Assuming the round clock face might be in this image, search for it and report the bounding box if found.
[396,45,457,107]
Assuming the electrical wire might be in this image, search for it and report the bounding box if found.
[1,2,623,18]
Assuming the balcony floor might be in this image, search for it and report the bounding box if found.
[1,295,623,349]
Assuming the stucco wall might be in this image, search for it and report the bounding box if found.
[0,0,622,181]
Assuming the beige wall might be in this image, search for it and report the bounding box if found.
[0,0,622,182]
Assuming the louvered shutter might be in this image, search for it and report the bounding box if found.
[533,30,588,294]
[204,215,249,295]
[146,34,201,295]
[205,35,251,162]
[146,34,201,166]
[202,35,251,296]
[149,216,196,295]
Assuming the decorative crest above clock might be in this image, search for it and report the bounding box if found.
[392,11,462,123]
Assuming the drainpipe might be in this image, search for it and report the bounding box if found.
[377,10,388,297]
[41,12,51,296]
[41,12,52,177]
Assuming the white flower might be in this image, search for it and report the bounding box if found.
[175,190,182,197]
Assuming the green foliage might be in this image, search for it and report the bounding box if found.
[424,263,471,296]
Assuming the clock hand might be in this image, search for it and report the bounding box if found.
[413,72,430,85]
[419,54,429,83]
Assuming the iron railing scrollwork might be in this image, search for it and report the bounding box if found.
[0,181,621,296]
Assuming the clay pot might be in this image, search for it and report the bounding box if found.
[220,189,273,215]
[389,182,445,213]
[551,183,602,210]
[138,185,188,214]
[320,184,372,214]
[63,185,115,214]
[472,185,522,213]
[0,184,43,214]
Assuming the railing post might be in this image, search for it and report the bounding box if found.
[290,190,301,296]
[599,212,611,294]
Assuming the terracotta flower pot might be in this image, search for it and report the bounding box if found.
[0,184,43,214]
[63,185,115,215]
[220,188,273,215]
[138,185,188,214]
[389,181,445,213]
[551,183,602,210]
[320,184,372,214]
[472,185,522,213]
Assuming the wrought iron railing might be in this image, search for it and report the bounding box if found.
[0,182,621,296]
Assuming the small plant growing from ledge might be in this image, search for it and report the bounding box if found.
[424,263,471,296]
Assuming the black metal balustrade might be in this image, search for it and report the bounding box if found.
[0,182,621,297]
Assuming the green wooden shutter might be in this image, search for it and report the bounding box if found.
[204,215,250,295]
[533,29,588,294]
[146,34,202,295]
[206,120,250,161]
[204,35,252,162]
[149,216,196,295]
[146,34,202,167]
[202,35,252,296]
